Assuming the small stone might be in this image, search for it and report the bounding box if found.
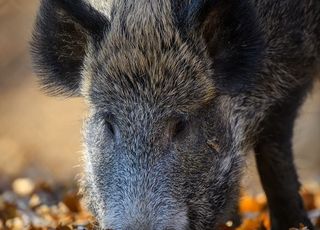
[12,178,35,196]
[5,217,24,230]
[225,220,233,227]
[58,202,70,214]
[36,205,51,215]
[29,194,41,207]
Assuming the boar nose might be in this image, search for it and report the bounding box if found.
[124,225,177,230]
[101,206,189,230]
[122,221,186,230]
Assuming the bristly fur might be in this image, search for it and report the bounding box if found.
[31,0,320,229]
[30,0,109,96]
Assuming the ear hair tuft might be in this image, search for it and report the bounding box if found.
[186,0,219,28]
[31,0,110,96]
[180,0,265,94]
[56,0,110,38]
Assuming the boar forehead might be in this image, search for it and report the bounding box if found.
[81,0,215,113]
[85,44,214,113]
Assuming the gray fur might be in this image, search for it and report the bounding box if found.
[31,0,320,229]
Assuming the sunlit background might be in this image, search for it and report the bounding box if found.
[0,0,319,192]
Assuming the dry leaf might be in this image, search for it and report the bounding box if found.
[1,179,320,230]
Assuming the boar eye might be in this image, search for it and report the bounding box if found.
[172,119,189,139]
[105,120,115,136]
[102,113,116,137]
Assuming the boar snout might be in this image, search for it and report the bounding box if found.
[99,198,189,230]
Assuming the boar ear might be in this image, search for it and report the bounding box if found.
[183,0,264,94]
[31,0,110,96]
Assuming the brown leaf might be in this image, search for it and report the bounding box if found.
[62,193,82,213]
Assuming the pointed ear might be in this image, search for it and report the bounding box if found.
[31,0,110,96]
[183,0,264,94]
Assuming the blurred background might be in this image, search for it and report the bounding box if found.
[0,0,319,191]
[0,0,86,184]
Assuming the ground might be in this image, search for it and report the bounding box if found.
[1,177,320,229]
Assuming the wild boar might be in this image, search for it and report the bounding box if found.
[31,0,320,229]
